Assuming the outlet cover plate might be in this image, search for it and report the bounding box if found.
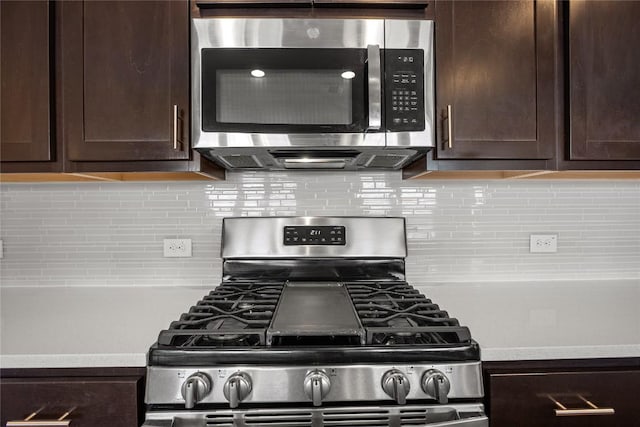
[163,238,192,257]
[530,234,558,253]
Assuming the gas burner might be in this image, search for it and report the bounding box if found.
[367,324,472,346]
[387,318,415,328]
[202,283,282,303]
[200,334,260,345]
[347,283,422,300]
[170,332,265,348]
[205,317,249,331]
[156,282,283,347]
[372,332,454,346]
[346,282,472,346]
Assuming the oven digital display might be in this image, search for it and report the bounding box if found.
[284,226,346,246]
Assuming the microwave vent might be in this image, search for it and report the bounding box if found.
[218,154,263,169]
[365,154,408,169]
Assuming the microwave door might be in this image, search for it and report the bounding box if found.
[366,44,382,131]
[199,48,369,134]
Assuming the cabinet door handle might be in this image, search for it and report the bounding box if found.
[7,422,70,427]
[549,394,615,417]
[7,406,74,426]
[445,104,453,149]
[173,104,184,151]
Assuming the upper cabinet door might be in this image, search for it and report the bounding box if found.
[0,0,52,162]
[60,1,189,162]
[568,0,640,160]
[434,0,556,160]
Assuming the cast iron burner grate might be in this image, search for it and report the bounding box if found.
[156,282,283,347]
[346,282,472,346]
[156,280,471,348]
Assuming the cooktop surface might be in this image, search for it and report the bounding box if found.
[149,281,479,366]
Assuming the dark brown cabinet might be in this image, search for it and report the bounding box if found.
[485,360,640,427]
[431,0,557,167]
[0,0,57,169]
[567,0,640,162]
[0,368,144,427]
[60,0,189,164]
[3,0,638,180]
[1,0,222,180]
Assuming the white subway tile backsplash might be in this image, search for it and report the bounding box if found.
[1,171,639,287]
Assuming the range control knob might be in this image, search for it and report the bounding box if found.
[181,372,212,409]
[422,369,451,404]
[303,370,331,406]
[382,369,410,404]
[223,372,252,408]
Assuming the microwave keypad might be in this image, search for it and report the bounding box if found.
[385,49,425,132]
[391,89,418,112]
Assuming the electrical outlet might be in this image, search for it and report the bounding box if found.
[530,234,558,253]
[163,238,192,257]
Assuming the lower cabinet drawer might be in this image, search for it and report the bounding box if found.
[488,370,640,427]
[1,376,143,427]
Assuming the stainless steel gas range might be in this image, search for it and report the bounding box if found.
[143,217,487,427]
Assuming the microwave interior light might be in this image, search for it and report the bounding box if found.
[251,69,266,78]
[341,71,355,79]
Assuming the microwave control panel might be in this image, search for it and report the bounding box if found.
[283,226,346,246]
[385,49,425,132]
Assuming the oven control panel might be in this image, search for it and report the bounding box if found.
[284,226,346,245]
[145,362,484,406]
[385,49,425,132]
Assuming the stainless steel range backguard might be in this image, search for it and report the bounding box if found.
[221,216,407,259]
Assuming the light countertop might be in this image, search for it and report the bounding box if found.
[1,280,639,369]
[0,286,211,368]
[418,280,640,361]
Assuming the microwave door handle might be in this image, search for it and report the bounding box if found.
[367,44,382,130]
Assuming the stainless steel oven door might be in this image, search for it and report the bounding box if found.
[143,403,488,427]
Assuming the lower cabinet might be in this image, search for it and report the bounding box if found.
[485,360,640,427]
[0,368,145,427]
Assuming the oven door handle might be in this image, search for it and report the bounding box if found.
[141,421,173,427]
[367,44,382,131]
[426,415,489,427]
[142,415,488,427]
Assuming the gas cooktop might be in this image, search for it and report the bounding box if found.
[149,280,478,366]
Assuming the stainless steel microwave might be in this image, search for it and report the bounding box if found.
[192,18,434,170]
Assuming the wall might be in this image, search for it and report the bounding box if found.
[1,171,639,288]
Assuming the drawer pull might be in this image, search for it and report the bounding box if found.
[549,394,615,417]
[443,104,453,149]
[173,104,184,151]
[7,406,75,426]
